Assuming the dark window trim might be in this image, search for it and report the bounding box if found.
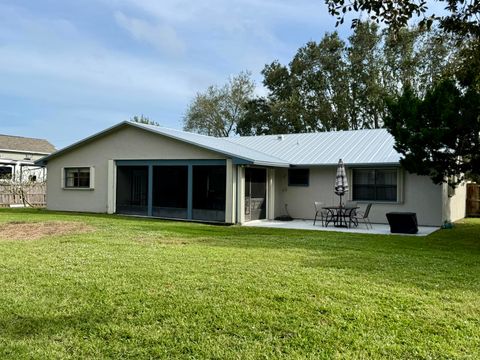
[352,168,398,202]
[288,168,310,187]
[64,167,91,189]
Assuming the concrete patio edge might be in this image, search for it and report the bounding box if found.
[242,219,439,236]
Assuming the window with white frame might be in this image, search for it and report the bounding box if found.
[64,167,91,188]
[352,168,398,202]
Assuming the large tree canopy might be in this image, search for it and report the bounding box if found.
[325,0,480,37]
[325,0,480,186]
[237,23,456,135]
[183,72,254,137]
[386,80,480,187]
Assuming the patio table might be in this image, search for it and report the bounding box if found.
[322,206,359,228]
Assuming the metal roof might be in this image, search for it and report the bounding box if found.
[228,129,401,166]
[131,122,289,167]
[36,121,289,167]
[36,121,400,167]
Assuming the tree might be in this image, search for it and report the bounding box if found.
[324,0,480,38]
[325,0,480,185]
[289,33,351,131]
[237,23,455,135]
[238,32,351,135]
[347,21,384,129]
[130,115,159,126]
[237,98,302,136]
[385,80,480,188]
[183,71,255,137]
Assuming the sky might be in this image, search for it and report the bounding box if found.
[0,0,443,149]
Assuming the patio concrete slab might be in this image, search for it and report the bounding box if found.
[242,219,439,236]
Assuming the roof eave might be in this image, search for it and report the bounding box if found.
[252,161,290,168]
[0,148,53,155]
[34,121,133,165]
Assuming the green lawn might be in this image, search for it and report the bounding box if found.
[0,209,479,359]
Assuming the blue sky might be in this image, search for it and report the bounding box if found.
[0,0,352,148]
[0,1,442,148]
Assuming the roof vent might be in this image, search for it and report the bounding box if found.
[277,135,284,141]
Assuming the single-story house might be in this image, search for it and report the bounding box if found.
[0,134,55,182]
[36,121,466,226]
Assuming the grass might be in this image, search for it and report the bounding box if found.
[0,208,479,359]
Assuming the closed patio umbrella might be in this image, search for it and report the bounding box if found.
[334,159,349,207]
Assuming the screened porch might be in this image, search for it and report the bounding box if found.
[115,160,226,222]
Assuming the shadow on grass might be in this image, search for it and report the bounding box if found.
[0,312,93,340]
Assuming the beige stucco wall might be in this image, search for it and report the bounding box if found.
[46,125,225,213]
[442,182,467,223]
[273,166,444,226]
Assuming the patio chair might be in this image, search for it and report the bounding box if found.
[313,201,329,227]
[351,203,373,229]
[345,200,358,226]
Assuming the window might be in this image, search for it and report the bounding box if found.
[353,169,398,202]
[0,167,12,180]
[288,168,309,186]
[65,167,90,188]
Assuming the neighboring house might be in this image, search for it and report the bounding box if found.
[0,134,55,182]
[35,121,466,226]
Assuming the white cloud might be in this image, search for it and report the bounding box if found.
[103,0,339,80]
[0,46,193,101]
[0,0,347,146]
[0,4,215,105]
[114,11,185,55]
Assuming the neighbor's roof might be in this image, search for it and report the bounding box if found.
[0,134,55,154]
[36,121,401,167]
[229,129,401,166]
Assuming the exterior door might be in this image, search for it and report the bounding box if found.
[245,168,266,221]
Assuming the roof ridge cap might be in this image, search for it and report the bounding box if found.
[234,128,387,139]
